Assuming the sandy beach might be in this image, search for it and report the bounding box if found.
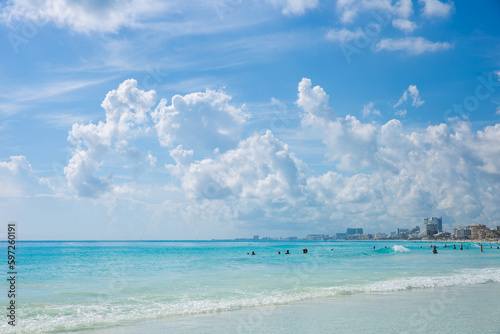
[88,282,500,334]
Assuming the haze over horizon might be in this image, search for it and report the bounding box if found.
[1,0,500,240]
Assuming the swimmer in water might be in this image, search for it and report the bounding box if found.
[251,251,255,255]
[433,246,438,254]
[285,250,290,254]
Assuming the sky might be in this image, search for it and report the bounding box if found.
[1,0,500,240]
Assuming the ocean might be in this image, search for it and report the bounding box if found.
[2,240,500,333]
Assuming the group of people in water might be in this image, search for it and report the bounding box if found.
[248,249,307,255]
[429,243,499,253]
[248,243,499,255]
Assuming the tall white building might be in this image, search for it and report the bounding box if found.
[423,217,442,233]
[452,226,471,239]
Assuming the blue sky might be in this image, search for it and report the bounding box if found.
[1,0,500,240]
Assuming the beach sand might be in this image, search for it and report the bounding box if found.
[88,282,500,334]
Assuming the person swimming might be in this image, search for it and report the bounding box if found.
[303,249,308,254]
[373,246,376,249]
[278,251,281,254]
[433,246,438,254]
[453,245,456,250]
[285,250,290,254]
[251,251,256,255]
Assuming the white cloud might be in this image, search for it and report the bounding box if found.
[325,28,364,43]
[323,115,378,171]
[0,0,171,33]
[58,77,500,232]
[395,109,407,117]
[375,37,452,54]
[472,124,500,176]
[392,18,418,33]
[0,156,51,197]
[152,89,249,152]
[295,80,500,228]
[165,131,309,229]
[267,0,319,15]
[394,85,425,108]
[296,78,335,121]
[168,130,306,199]
[419,0,454,19]
[65,79,157,198]
[0,78,112,103]
[304,118,500,227]
[362,102,381,117]
[336,0,413,23]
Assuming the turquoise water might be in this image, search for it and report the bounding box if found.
[2,241,500,333]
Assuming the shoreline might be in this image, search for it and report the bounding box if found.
[86,282,500,334]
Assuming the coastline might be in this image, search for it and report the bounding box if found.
[87,282,500,334]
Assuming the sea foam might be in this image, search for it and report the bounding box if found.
[392,245,410,252]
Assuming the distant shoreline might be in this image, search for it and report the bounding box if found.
[1,239,498,243]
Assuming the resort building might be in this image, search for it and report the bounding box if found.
[470,225,488,240]
[423,217,443,232]
[346,228,363,235]
[423,222,439,237]
[335,233,347,240]
[453,226,471,239]
[306,234,328,241]
[373,233,387,240]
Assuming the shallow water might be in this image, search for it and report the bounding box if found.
[2,240,499,333]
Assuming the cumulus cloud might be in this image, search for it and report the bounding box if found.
[0,156,51,197]
[168,130,305,199]
[152,89,249,153]
[419,0,454,18]
[267,0,319,15]
[295,79,500,228]
[65,79,157,198]
[303,118,500,227]
[472,124,500,176]
[323,115,378,171]
[394,85,425,108]
[165,131,308,227]
[296,78,335,121]
[0,0,170,33]
[375,37,452,54]
[58,77,500,232]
